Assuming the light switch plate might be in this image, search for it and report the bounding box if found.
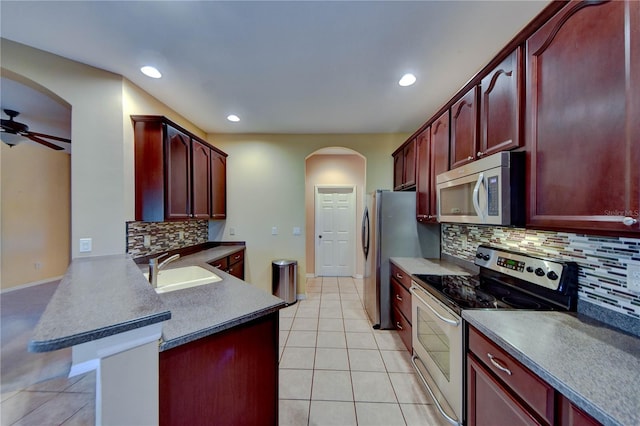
[271,226,278,235]
[79,238,92,253]
[293,227,301,236]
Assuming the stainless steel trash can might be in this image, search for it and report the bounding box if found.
[272,260,297,305]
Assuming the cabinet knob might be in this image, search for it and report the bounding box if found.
[477,151,484,157]
[622,217,638,226]
[467,156,473,161]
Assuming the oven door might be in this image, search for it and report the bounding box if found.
[410,282,462,426]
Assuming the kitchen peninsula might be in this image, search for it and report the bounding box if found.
[29,244,285,425]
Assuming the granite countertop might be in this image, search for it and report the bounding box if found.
[150,247,286,351]
[390,257,472,276]
[29,254,171,352]
[463,310,640,426]
[30,245,285,354]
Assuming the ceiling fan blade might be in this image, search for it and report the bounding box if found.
[26,134,65,151]
[28,131,71,143]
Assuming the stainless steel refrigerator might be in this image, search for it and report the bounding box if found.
[362,190,440,329]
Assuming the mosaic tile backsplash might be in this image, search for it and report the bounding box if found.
[442,224,640,320]
[126,220,209,258]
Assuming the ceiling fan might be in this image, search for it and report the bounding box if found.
[0,109,71,151]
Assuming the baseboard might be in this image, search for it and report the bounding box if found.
[1,276,64,294]
[69,358,99,378]
[296,294,307,301]
[305,273,316,278]
[354,274,363,279]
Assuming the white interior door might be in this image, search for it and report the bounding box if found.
[315,186,356,277]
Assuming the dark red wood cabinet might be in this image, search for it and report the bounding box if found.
[450,86,479,169]
[480,47,523,157]
[390,262,412,352]
[159,312,279,426]
[525,0,640,234]
[132,115,228,222]
[210,150,227,219]
[208,249,245,280]
[416,111,450,222]
[393,138,417,191]
[467,326,602,426]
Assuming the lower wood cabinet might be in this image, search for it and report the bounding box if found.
[467,326,601,426]
[208,249,244,280]
[390,262,412,352]
[159,312,279,426]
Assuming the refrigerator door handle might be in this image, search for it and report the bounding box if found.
[362,207,370,260]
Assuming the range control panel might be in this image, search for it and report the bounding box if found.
[474,245,566,291]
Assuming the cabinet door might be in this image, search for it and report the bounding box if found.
[393,151,404,191]
[450,86,479,169]
[431,111,450,219]
[211,150,227,219]
[403,139,416,188]
[415,128,431,220]
[430,113,450,219]
[191,140,211,219]
[558,395,601,426]
[480,48,523,157]
[165,125,191,220]
[526,0,640,234]
[467,355,542,426]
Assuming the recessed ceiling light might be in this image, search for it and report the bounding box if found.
[227,114,240,122]
[140,66,162,79]
[399,73,416,87]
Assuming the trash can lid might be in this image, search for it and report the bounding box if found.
[273,259,296,266]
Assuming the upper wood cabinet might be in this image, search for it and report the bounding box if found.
[525,0,639,234]
[416,111,450,222]
[480,48,523,157]
[132,115,228,222]
[211,150,227,219]
[450,86,479,169]
[393,138,416,191]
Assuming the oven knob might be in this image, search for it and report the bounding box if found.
[547,271,559,280]
[534,268,546,277]
[482,254,490,261]
[526,266,534,273]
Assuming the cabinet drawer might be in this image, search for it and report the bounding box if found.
[228,260,244,280]
[392,307,412,353]
[390,263,411,289]
[208,257,228,271]
[229,250,244,265]
[391,278,412,323]
[468,326,554,424]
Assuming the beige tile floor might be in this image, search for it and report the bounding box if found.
[278,277,449,426]
[2,277,448,425]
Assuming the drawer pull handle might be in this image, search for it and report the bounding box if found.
[396,294,403,301]
[214,263,222,268]
[395,273,403,279]
[234,255,241,260]
[396,322,403,330]
[487,353,512,376]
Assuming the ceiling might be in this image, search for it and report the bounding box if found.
[0,1,550,135]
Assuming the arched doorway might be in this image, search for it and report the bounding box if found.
[304,147,366,278]
[0,71,71,290]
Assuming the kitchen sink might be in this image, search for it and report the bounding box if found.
[143,265,222,294]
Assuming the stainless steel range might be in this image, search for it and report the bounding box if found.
[409,245,578,426]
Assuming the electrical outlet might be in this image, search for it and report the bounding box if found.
[143,235,151,248]
[178,231,184,240]
[79,238,92,253]
[34,262,42,270]
[293,227,301,236]
[229,227,236,236]
[271,226,278,235]
[627,264,640,293]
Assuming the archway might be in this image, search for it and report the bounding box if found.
[304,147,366,278]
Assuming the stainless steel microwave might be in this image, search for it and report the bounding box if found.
[436,151,525,226]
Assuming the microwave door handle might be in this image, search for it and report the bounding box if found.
[472,172,485,222]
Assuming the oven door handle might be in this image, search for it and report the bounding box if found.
[411,355,460,426]
[410,286,460,327]
[472,172,485,222]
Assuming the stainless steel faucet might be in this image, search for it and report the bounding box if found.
[148,253,181,288]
